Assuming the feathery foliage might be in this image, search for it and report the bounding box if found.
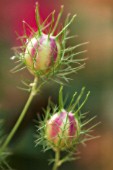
[35,86,99,166]
[0,120,12,170]
[11,4,88,89]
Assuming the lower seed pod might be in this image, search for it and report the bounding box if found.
[24,33,60,75]
[46,110,80,150]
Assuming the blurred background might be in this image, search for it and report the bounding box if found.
[0,0,113,170]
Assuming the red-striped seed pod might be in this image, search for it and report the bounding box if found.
[24,33,60,75]
[46,110,80,150]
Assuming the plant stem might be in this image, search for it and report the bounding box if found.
[0,77,38,152]
[52,149,60,170]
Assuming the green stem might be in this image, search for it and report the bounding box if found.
[52,149,60,170]
[0,77,38,152]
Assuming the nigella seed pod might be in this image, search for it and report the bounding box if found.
[24,33,60,75]
[12,4,82,82]
[46,110,80,150]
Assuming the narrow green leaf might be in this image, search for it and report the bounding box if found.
[59,86,64,110]
[35,2,41,35]
[55,14,77,39]
[51,5,64,35]
[74,91,90,114]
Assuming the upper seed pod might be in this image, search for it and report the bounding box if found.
[12,4,86,84]
[46,110,80,150]
[24,33,60,75]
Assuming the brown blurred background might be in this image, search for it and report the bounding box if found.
[0,0,113,170]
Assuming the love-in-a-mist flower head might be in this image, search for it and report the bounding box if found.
[46,109,80,150]
[35,86,99,154]
[43,86,89,151]
[12,3,88,84]
[24,33,60,75]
